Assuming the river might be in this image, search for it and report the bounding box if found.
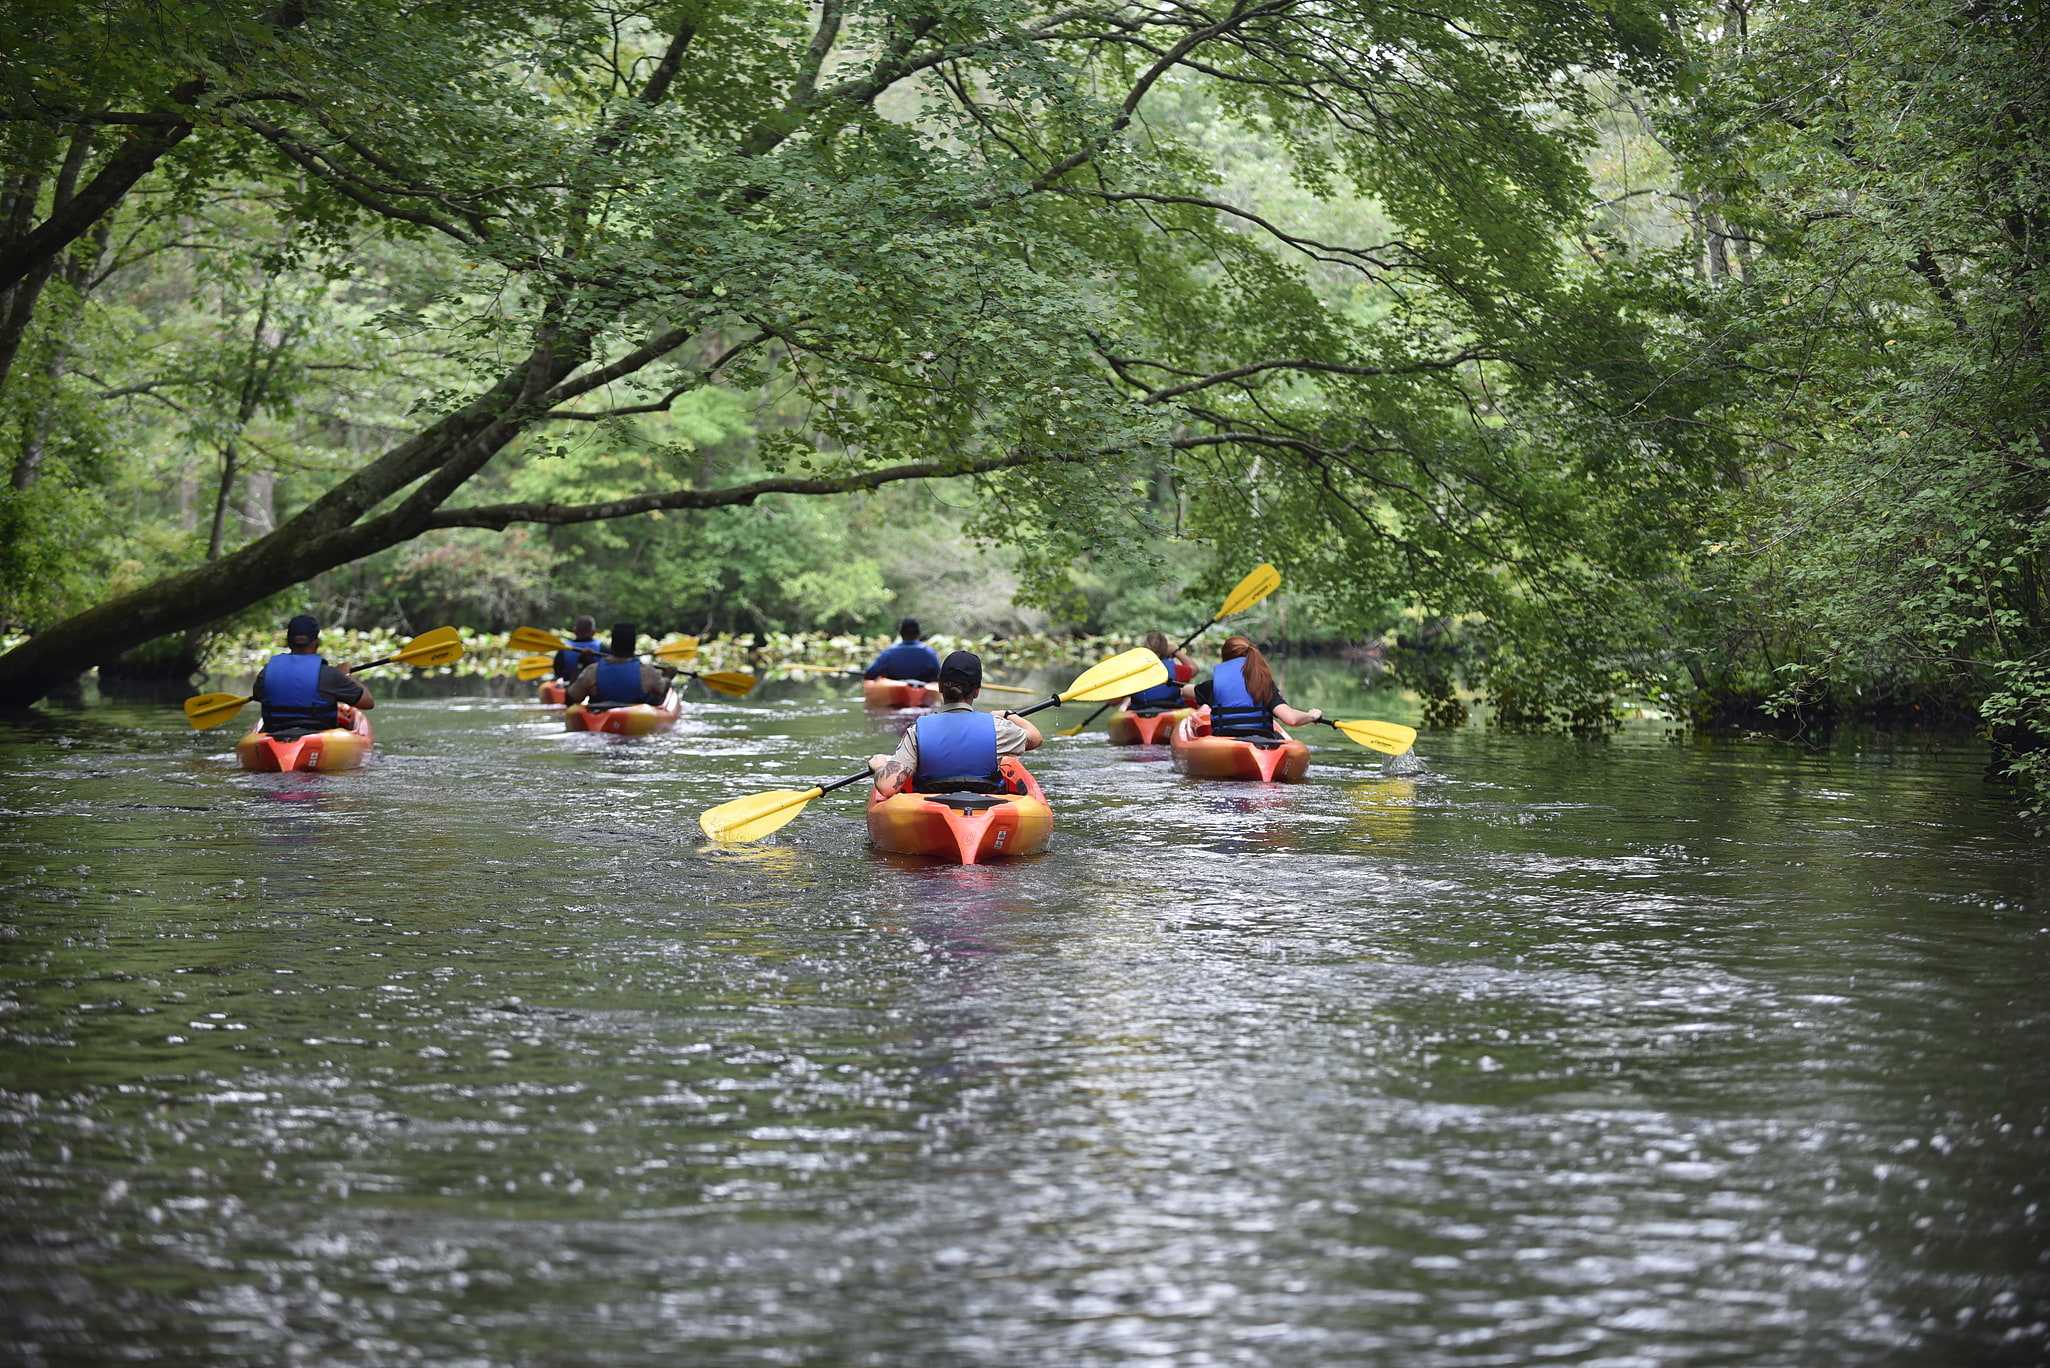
[2,663,2046,1365]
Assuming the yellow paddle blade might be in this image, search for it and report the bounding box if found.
[699,786,826,842]
[1054,719,1089,737]
[1215,562,1281,620]
[692,670,757,697]
[517,654,556,681]
[1330,718,1417,755]
[508,626,566,652]
[979,683,1034,695]
[406,626,462,647]
[391,638,466,668]
[782,663,851,673]
[1060,647,1169,703]
[183,692,252,731]
[652,636,699,661]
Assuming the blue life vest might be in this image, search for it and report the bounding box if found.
[259,652,336,736]
[1208,657,1275,736]
[554,637,602,680]
[865,641,941,681]
[913,711,1000,791]
[1128,655,1184,711]
[594,659,654,705]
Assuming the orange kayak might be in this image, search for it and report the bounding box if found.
[1170,709,1310,783]
[236,704,374,773]
[566,689,681,737]
[863,678,936,709]
[866,757,1053,864]
[537,680,567,705]
[1107,707,1192,745]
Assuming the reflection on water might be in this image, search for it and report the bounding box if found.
[1,681,2047,1366]
[1345,777,1416,851]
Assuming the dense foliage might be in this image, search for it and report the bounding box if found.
[0,0,1682,702]
[2,0,2046,819]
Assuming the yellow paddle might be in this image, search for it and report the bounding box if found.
[678,670,757,698]
[182,628,468,730]
[699,647,1168,843]
[507,625,571,653]
[1058,562,1282,737]
[653,637,699,661]
[516,653,557,681]
[1314,717,1417,755]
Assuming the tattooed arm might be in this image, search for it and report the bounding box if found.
[867,754,913,798]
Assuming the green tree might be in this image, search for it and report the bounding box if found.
[1664,0,2049,790]
[0,0,1682,706]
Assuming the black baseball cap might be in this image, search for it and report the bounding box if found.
[938,650,981,690]
[285,614,319,644]
[609,622,637,656]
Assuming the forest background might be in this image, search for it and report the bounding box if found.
[1,0,2043,802]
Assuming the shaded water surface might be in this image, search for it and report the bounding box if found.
[2,671,2047,1365]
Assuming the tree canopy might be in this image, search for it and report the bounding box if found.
[0,0,1683,704]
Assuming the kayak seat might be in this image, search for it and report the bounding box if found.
[928,794,1012,813]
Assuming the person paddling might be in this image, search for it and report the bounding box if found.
[565,622,672,707]
[1190,635,1323,738]
[867,651,1042,796]
[249,615,375,740]
[863,618,941,683]
[1123,630,1196,711]
[551,615,604,683]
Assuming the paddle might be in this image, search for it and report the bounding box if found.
[1314,717,1418,755]
[507,625,571,653]
[677,670,757,698]
[516,653,557,681]
[182,629,468,730]
[1057,562,1282,737]
[781,662,1032,693]
[699,647,1168,842]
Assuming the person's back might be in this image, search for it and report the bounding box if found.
[250,614,372,740]
[1126,630,1194,711]
[553,614,604,681]
[864,617,941,681]
[1192,636,1324,738]
[566,623,670,706]
[868,651,1042,795]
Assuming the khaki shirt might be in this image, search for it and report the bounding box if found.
[565,657,671,704]
[888,700,1034,772]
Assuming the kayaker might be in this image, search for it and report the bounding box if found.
[249,614,374,739]
[552,615,604,682]
[1123,630,1196,711]
[1188,635,1323,738]
[565,622,672,706]
[867,650,1042,796]
[862,618,941,682]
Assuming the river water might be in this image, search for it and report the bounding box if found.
[2,665,2046,1366]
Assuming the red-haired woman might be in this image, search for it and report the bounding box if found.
[1187,635,1324,738]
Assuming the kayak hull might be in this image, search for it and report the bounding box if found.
[864,678,936,709]
[236,704,373,773]
[537,681,567,705]
[566,689,681,737]
[1107,707,1192,745]
[866,757,1053,864]
[1171,710,1311,783]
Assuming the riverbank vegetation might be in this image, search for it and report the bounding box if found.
[1,0,2042,793]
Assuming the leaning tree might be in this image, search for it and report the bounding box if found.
[0,0,1692,705]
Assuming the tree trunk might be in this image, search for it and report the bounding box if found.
[13,213,112,490]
